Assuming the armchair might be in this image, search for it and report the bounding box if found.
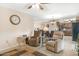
[28,31,40,47]
[46,31,64,53]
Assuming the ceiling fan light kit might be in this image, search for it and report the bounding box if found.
[27,3,45,10]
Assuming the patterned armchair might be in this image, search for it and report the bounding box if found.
[46,31,64,53]
[28,31,40,47]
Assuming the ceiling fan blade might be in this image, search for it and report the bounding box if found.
[24,3,33,9]
[27,5,32,9]
[39,4,44,10]
[40,3,49,4]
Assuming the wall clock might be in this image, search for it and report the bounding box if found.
[10,15,21,25]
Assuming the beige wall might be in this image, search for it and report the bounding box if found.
[0,6,34,51]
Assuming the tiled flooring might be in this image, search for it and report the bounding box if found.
[0,36,78,56]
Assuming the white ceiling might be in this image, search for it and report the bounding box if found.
[0,3,79,21]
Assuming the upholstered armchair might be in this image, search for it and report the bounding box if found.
[28,31,40,47]
[16,37,27,50]
[46,31,64,53]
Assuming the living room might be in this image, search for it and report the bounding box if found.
[0,3,79,56]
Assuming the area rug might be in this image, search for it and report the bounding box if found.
[32,51,46,56]
[11,50,27,56]
[0,49,17,56]
[0,49,27,56]
[0,49,46,56]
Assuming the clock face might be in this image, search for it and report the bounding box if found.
[10,15,20,25]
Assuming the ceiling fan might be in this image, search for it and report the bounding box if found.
[25,3,48,10]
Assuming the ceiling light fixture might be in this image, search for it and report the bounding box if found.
[26,3,46,10]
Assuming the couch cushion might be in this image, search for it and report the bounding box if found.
[53,31,63,39]
[46,41,56,47]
